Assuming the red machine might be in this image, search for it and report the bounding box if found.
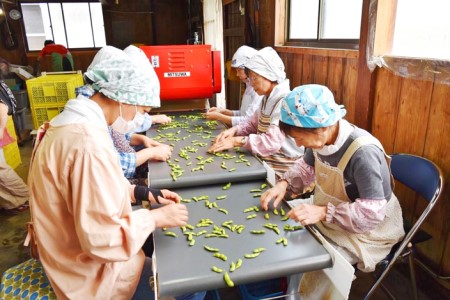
[140,45,222,101]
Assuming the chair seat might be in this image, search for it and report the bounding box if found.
[0,258,56,300]
[404,220,432,245]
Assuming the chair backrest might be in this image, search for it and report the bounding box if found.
[364,154,445,299]
[389,153,444,258]
[390,153,443,202]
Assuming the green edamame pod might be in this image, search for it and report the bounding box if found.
[218,208,229,215]
[213,252,228,261]
[204,245,220,252]
[164,231,177,237]
[235,259,243,269]
[253,248,266,253]
[212,266,223,273]
[222,182,231,190]
[197,230,208,236]
[244,252,261,258]
[224,272,234,287]
[229,262,236,272]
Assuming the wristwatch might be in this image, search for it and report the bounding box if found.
[240,136,247,146]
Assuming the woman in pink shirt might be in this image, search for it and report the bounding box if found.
[28,45,205,300]
[209,47,303,177]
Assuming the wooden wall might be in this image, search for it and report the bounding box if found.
[276,48,359,124]
[372,67,450,278]
[253,0,450,282]
[223,1,246,111]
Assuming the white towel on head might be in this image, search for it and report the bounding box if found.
[231,45,258,69]
[245,47,286,83]
[85,45,160,107]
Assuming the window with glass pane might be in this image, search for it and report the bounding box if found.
[21,2,106,51]
[288,0,362,48]
[392,0,450,60]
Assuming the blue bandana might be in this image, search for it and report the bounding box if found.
[281,84,346,128]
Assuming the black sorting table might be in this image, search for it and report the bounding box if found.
[153,180,332,297]
[146,112,266,189]
[146,111,332,297]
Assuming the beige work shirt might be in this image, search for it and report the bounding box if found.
[28,122,155,299]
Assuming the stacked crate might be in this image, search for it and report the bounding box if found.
[26,72,84,129]
[3,116,21,169]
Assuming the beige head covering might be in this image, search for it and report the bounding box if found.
[84,45,160,107]
[244,47,286,83]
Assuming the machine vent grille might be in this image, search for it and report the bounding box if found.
[167,51,186,70]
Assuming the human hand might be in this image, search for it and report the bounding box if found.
[146,144,172,161]
[141,136,163,148]
[208,107,219,112]
[260,180,288,210]
[150,203,188,228]
[151,114,172,124]
[204,111,222,121]
[208,137,236,153]
[214,128,237,143]
[287,204,327,225]
[157,189,181,204]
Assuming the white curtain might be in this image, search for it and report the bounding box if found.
[203,0,226,108]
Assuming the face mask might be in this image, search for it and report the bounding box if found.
[111,104,136,134]
[133,111,146,128]
[133,113,152,133]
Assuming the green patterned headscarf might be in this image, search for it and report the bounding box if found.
[84,45,160,107]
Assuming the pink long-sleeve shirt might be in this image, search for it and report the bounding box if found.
[283,157,387,234]
[235,80,302,158]
[28,98,155,299]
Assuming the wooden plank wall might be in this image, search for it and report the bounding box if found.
[276,49,359,124]
[222,1,246,110]
[373,67,450,277]
[252,0,450,281]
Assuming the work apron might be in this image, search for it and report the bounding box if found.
[298,136,404,299]
[257,97,298,177]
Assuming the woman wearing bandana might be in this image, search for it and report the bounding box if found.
[209,47,303,177]
[205,45,263,127]
[28,46,205,300]
[261,84,404,298]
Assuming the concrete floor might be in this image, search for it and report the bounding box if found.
[1,137,448,300]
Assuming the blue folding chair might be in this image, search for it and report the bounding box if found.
[364,153,444,300]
